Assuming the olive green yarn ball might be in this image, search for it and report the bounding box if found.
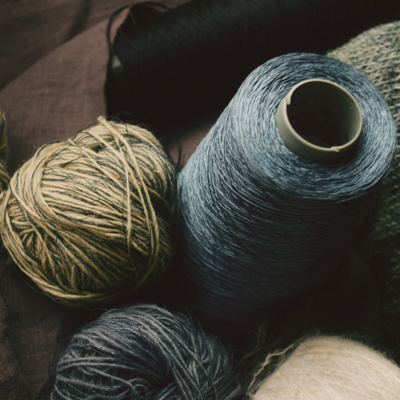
[328,21,400,350]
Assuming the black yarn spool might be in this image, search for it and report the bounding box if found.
[105,0,400,132]
[177,53,396,337]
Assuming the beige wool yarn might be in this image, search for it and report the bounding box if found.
[0,118,177,306]
[328,21,400,351]
[249,336,400,400]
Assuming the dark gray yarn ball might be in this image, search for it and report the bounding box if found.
[51,304,242,400]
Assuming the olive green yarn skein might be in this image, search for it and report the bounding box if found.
[328,21,400,352]
[0,118,177,306]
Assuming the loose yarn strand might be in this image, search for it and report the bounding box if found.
[247,344,295,394]
[0,109,9,193]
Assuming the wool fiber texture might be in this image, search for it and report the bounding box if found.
[328,20,400,353]
[51,304,242,400]
[178,53,396,331]
[105,0,400,131]
[0,118,177,306]
[248,336,400,400]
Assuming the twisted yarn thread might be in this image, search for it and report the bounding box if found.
[0,110,9,192]
[51,304,242,400]
[248,336,400,399]
[327,21,400,351]
[178,53,396,329]
[0,118,177,306]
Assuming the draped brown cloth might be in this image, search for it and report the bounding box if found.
[0,1,394,399]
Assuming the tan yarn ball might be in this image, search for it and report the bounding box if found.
[327,21,400,349]
[249,336,400,400]
[0,110,10,191]
[0,118,177,306]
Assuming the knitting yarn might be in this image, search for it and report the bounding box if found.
[328,20,400,354]
[51,304,242,400]
[0,110,9,192]
[0,118,177,306]
[105,0,400,131]
[248,336,400,399]
[178,53,396,332]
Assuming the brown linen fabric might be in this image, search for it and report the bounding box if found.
[0,286,32,400]
[0,256,91,400]
[0,0,129,91]
[0,0,190,91]
[0,18,110,175]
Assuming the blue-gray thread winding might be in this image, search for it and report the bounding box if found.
[51,304,242,400]
[178,53,397,328]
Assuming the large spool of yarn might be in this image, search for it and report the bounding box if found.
[178,53,396,334]
[105,0,400,132]
[51,304,242,399]
[248,336,400,399]
[327,20,400,353]
[0,118,177,306]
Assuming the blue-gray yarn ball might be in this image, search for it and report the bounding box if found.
[51,304,242,400]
